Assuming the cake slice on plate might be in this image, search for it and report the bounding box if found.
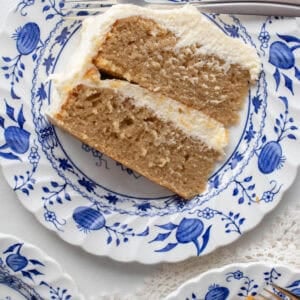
[49,5,260,199]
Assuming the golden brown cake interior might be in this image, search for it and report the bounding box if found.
[52,84,221,199]
[94,16,251,126]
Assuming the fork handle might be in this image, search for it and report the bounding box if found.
[193,2,300,16]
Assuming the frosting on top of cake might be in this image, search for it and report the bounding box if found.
[52,4,260,96]
[92,80,228,153]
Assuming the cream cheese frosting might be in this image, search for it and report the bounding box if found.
[52,4,260,96]
[77,80,228,153]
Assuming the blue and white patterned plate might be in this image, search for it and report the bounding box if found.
[0,1,300,264]
[166,262,300,300]
[0,233,82,299]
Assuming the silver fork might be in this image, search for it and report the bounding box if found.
[63,0,300,17]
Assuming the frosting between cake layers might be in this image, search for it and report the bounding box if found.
[90,80,228,153]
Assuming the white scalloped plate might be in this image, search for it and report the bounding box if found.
[0,1,300,264]
[166,262,300,300]
[0,233,82,299]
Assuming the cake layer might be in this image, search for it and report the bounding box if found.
[94,16,252,125]
[53,5,260,126]
[50,82,226,199]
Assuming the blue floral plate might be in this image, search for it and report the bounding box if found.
[0,1,300,263]
[166,262,300,300]
[0,233,82,299]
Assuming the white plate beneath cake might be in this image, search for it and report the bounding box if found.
[0,1,300,264]
[166,262,300,300]
[0,233,82,299]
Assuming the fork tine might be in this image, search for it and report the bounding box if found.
[271,283,300,300]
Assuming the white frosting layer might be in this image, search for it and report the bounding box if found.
[89,80,228,152]
[53,4,260,96]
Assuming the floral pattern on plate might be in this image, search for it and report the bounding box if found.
[0,233,82,299]
[0,1,299,263]
[166,263,300,300]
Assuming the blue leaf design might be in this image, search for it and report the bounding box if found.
[277,34,300,43]
[155,243,178,253]
[28,269,43,275]
[42,187,49,193]
[65,193,71,201]
[17,105,25,128]
[156,223,177,230]
[244,176,252,182]
[2,66,9,70]
[0,152,20,160]
[234,213,240,220]
[239,218,245,225]
[21,188,29,195]
[29,259,45,266]
[275,118,281,126]
[20,63,25,70]
[149,232,171,243]
[195,225,212,256]
[2,56,11,62]
[5,101,15,121]
[46,14,54,20]
[11,87,20,100]
[291,126,298,130]
[279,96,288,109]
[283,74,294,94]
[43,5,50,11]
[262,135,267,143]
[238,197,244,204]
[116,238,120,246]
[233,188,239,196]
[3,243,22,254]
[137,227,149,237]
[51,181,59,187]
[286,280,300,288]
[27,184,33,190]
[0,116,4,128]
[247,184,255,191]
[295,67,300,80]
[18,70,23,78]
[107,236,112,244]
[288,134,296,140]
[273,68,280,91]
[21,270,33,281]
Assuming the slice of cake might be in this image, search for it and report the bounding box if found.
[49,78,228,199]
[90,5,260,126]
[49,4,260,199]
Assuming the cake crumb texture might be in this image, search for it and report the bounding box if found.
[94,16,251,126]
[53,84,221,199]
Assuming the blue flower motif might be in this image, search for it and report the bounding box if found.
[82,143,91,152]
[135,202,151,211]
[78,177,96,193]
[28,146,40,168]
[55,27,70,46]
[252,96,262,113]
[36,83,47,102]
[43,54,55,75]
[230,152,243,169]
[200,207,215,220]
[261,191,274,203]
[44,211,56,222]
[232,270,244,279]
[37,116,57,149]
[224,24,239,37]
[259,30,270,44]
[244,124,256,143]
[58,158,73,171]
[105,194,119,205]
